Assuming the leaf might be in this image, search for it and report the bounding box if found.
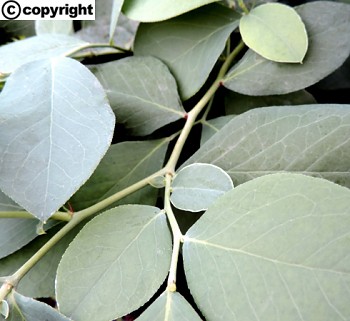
[0,300,9,319]
[171,163,233,212]
[224,90,316,115]
[134,4,240,100]
[56,205,172,321]
[240,3,308,63]
[69,139,169,211]
[122,0,219,22]
[109,0,124,42]
[201,115,235,145]
[0,34,88,74]
[6,291,71,321]
[183,173,350,321]
[224,1,350,95]
[92,56,185,135]
[0,57,115,221]
[138,291,202,321]
[35,21,73,35]
[183,104,350,188]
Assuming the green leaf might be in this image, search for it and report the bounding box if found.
[56,205,172,321]
[6,291,71,321]
[134,4,240,100]
[225,90,316,115]
[200,115,235,145]
[0,35,88,74]
[183,173,350,321]
[35,21,73,35]
[184,105,350,188]
[0,57,115,221]
[0,300,9,319]
[224,1,350,95]
[109,0,124,42]
[138,291,202,320]
[69,139,169,211]
[122,0,219,22]
[240,3,308,63]
[171,163,233,212]
[92,57,185,135]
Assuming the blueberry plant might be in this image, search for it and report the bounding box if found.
[0,0,350,320]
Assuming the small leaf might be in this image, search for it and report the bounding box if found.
[134,4,240,100]
[0,57,115,221]
[184,105,350,188]
[0,35,88,74]
[240,3,308,63]
[0,300,9,319]
[56,205,172,321]
[183,173,350,321]
[69,139,169,211]
[122,0,219,22]
[138,291,202,321]
[109,0,124,42]
[171,163,233,212]
[224,1,350,95]
[149,175,166,189]
[35,21,73,35]
[92,57,185,135]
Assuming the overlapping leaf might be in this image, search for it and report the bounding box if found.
[200,115,234,145]
[56,205,172,321]
[183,173,350,321]
[35,21,73,35]
[224,1,350,95]
[134,4,240,99]
[109,0,124,42]
[0,57,115,221]
[69,139,169,211]
[0,35,88,74]
[184,105,350,188]
[92,57,185,135]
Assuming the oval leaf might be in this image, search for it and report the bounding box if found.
[0,57,115,221]
[56,205,172,321]
[183,173,350,321]
[183,105,350,188]
[0,34,88,74]
[122,0,219,22]
[171,163,233,212]
[134,4,240,100]
[240,3,308,63]
[138,291,202,321]
[92,57,185,135]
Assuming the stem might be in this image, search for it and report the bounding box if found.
[67,42,131,58]
[237,0,250,14]
[0,211,71,221]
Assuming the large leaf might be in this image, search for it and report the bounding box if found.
[183,105,350,188]
[92,57,185,135]
[171,163,233,212]
[69,139,169,211]
[240,3,308,63]
[0,57,115,221]
[122,0,219,22]
[35,21,73,35]
[138,291,202,321]
[134,4,240,100]
[56,205,172,321]
[0,35,88,74]
[183,173,350,321]
[224,1,350,95]
[200,115,235,145]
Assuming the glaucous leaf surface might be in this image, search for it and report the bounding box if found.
[224,1,350,95]
[92,56,185,135]
[109,0,124,42]
[240,3,308,63]
[134,4,240,100]
[171,164,233,212]
[122,0,219,22]
[56,205,172,321]
[224,90,316,115]
[184,105,350,188]
[0,35,87,74]
[138,291,202,321]
[5,291,71,321]
[69,139,169,211]
[183,173,350,321]
[0,57,115,221]
[35,21,73,35]
[200,115,235,145]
